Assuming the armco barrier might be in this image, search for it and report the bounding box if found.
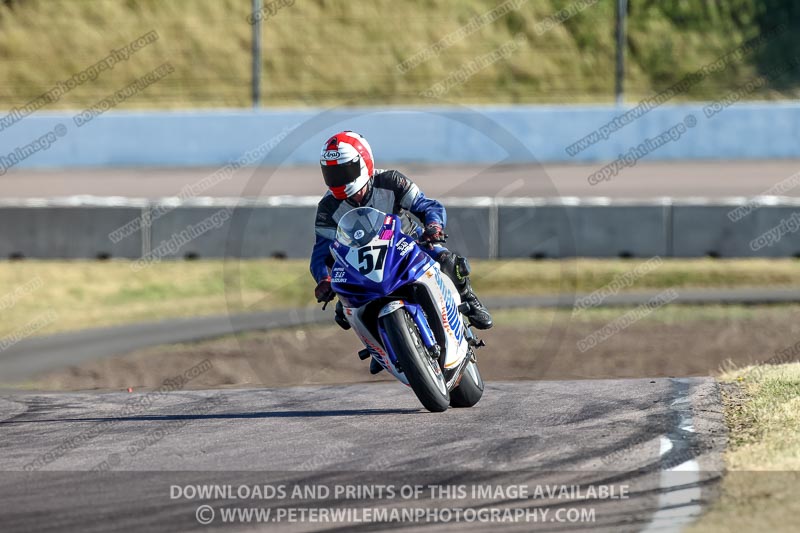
[4,103,800,168]
[1,197,799,260]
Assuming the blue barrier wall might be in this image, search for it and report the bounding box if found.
[1,103,799,169]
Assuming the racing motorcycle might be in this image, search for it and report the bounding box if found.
[326,207,485,413]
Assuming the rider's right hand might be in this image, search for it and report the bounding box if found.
[419,223,446,246]
[314,277,335,303]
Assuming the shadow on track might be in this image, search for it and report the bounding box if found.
[0,407,420,424]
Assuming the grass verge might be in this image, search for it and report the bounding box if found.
[689,363,800,532]
[0,0,796,107]
[0,258,797,338]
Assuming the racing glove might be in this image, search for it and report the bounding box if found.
[420,223,447,245]
[314,276,335,303]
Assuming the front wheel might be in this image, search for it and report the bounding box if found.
[450,358,484,408]
[381,309,449,413]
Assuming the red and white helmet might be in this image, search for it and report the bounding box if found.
[320,131,374,200]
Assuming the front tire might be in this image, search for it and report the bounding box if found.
[381,309,449,413]
[450,358,484,408]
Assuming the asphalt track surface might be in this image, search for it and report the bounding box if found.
[2,289,773,531]
[2,288,798,384]
[0,378,725,532]
[4,160,800,198]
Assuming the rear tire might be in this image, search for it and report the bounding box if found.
[450,359,484,408]
[381,309,449,413]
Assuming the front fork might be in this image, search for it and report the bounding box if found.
[377,302,440,369]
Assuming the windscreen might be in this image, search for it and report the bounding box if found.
[335,207,386,248]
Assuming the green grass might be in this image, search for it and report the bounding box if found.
[0,0,797,108]
[688,363,800,532]
[0,258,797,338]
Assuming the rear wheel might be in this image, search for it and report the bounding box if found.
[381,309,449,413]
[450,358,484,408]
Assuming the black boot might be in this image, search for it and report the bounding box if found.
[370,358,384,375]
[334,300,351,330]
[458,278,493,330]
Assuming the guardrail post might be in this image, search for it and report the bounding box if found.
[489,200,499,259]
[251,0,262,108]
[615,0,628,105]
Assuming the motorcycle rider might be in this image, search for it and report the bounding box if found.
[310,131,492,373]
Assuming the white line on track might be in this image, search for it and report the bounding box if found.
[641,380,703,532]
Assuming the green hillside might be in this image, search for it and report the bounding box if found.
[0,0,798,109]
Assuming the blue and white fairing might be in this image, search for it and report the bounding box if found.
[329,207,470,385]
[329,211,433,309]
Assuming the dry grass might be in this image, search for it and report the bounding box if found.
[719,364,800,471]
[0,257,797,338]
[0,0,788,108]
[688,363,800,532]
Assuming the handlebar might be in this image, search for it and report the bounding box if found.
[417,233,449,247]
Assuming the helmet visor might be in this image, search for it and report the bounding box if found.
[321,158,362,188]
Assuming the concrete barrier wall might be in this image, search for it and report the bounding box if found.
[3,103,800,169]
[148,205,317,259]
[145,203,494,260]
[2,198,799,260]
[440,206,493,259]
[0,206,144,259]
[672,205,800,258]
[497,203,671,259]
